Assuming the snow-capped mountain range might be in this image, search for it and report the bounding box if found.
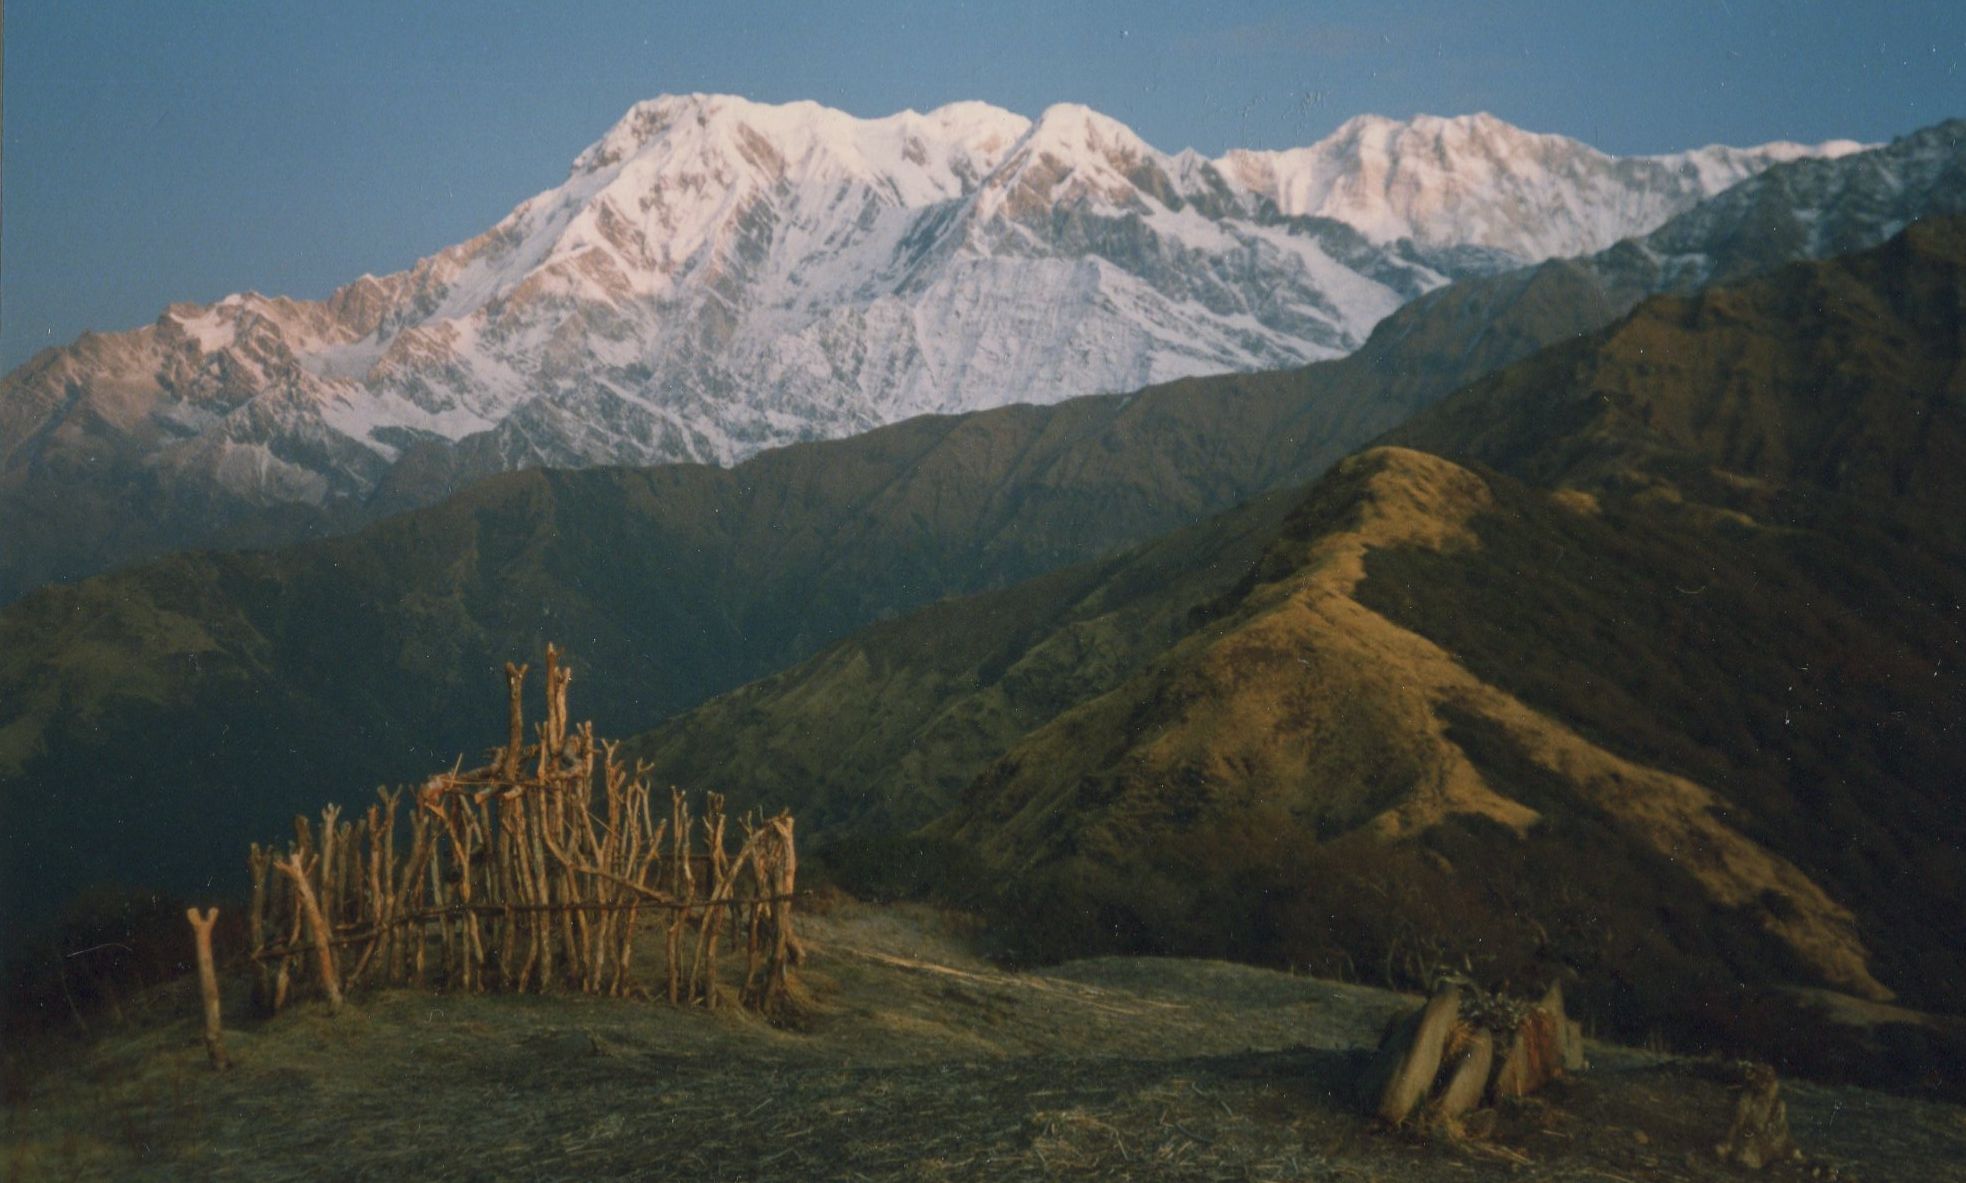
[0,95,1869,596]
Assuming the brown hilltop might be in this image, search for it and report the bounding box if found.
[635,217,1966,1077]
[936,446,1883,999]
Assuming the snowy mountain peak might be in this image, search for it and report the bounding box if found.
[572,93,1029,202]
[1331,109,1517,144]
[1,94,1898,602]
[1220,111,1875,259]
[1649,135,1868,192]
[964,101,1183,221]
[1023,102,1155,159]
[573,93,797,173]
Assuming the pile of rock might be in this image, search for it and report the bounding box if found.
[1359,981,1587,1126]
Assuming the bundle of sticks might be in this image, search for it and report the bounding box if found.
[1359,980,1587,1126]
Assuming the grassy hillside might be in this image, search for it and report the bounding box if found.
[1366,215,1966,1011]
[632,219,1966,1078]
[11,900,1965,1181]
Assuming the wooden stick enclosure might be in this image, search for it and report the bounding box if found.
[241,646,802,1016]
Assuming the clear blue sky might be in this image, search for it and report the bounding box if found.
[5,0,1961,370]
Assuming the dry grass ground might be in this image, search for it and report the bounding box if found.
[5,900,1963,1181]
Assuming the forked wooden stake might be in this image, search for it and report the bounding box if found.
[275,854,344,1014]
[185,907,231,1070]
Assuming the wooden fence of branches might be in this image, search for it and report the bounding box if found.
[244,645,802,1016]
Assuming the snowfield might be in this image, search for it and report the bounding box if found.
[0,95,1865,515]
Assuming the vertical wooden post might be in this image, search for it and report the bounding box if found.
[459,799,487,992]
[186,907,231,1069]
[528,787,555,988]
[551,663,572,759]
[427,808,451,986]
[665,788,693,1004]
[275,854,343,1014]
[772,813,803,967]
[503,662,528,782]
[399,802,435,987]
[247,844,273,1012]
[378,787,403,982]
[741,817,769,1007]
[495,795,521,988]
[543,644,562,762]
[273,876,303,1013]
[319,804,342,933]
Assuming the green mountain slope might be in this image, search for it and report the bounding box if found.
[635,219,1966,1056]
